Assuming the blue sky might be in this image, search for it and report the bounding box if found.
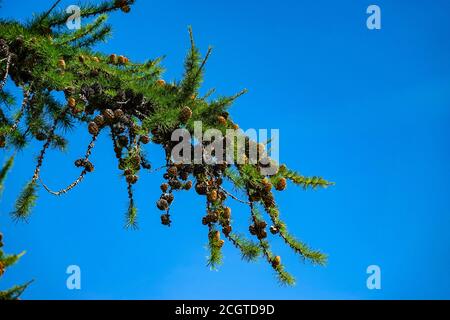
[1,0,450,299]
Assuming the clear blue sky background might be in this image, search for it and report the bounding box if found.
[1,0,450,299]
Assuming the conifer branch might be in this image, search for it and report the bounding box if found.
[40,133,97,196]
[226,233,261,262]
[277,166,334,190]
[207,224,223,270]
[0,232,32,300]
[11,180,38,221]
[62,15,105,42]
[10,87,31,133]
[40,172,85,196]
[0,154,14,196]
[0,2,333,286]
[264,205,327,265]
[0,281,33,300]
[249,200,295,285]
[60,1,132,26]
[219,186,250,205]
[125,182,138,229]
[0,53,10,91]
[37,0,62,26]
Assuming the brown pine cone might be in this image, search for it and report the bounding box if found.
[168,179,182,190]
[257,229,267,240]
[222,207,231,219]
[208,211,219,223]
[84,161,94,172]
[195,183,207,195]
[217,115,227,125]
[88,122,99,135]
[109,54,117,64]
[270,226,279,235]
[161,214,171,226]
[256,220,267,229]
[114,109,124,118]
[118,135,128,147]
[58,59,66,69]
[161,193,174,204]
[102,109,115,122]
[140,135,150,144]
[179,106,192,123]
[275,178,287,191]
[156,199,169,211]
[183,180,192,190]
[167,166,177,177]
[67,97,76,108]
[117,55,125,64]
[126,174,138,184]
[94,115,105,126]
[74,159,84,167]
[207,190,218,202]
[160,183,169,192]
[222,225,232,236]
[262,178,272,192]
[272,256,281,268]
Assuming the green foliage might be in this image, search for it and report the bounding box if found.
[12,180,38,221]
[0,281,32,300]
[0,155,13,196]
[0,232,32,300]
[260,240,295,286]
[228,233,261,262]
[125,202,138,229]
[0,0,334,286]
[207,227,223,270]
[277,166,334,190]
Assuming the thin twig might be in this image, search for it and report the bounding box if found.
[219,186,251,205]
[39,134,97,196]
[10,87,31,132]
[0,54,11,91]
[38,0,62,26]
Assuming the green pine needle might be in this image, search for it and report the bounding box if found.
[207,230,223,270]
[12,180,38,221]
[229,233,261,262]
[125,203,138,229]
[0,155,14,196]
[0,281,33,300]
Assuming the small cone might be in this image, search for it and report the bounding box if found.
[179,106,192,123]
[272,256,281,267]
[88,122,99,135]
[275,178,287,191]
[217,116,227,125]
[57,59,66,69]
[109,54,117,64]
[68,97,76,108]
